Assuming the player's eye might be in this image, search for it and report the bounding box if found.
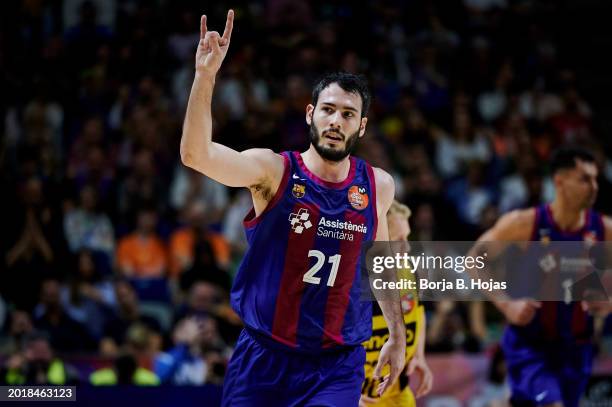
[343,112,353,118]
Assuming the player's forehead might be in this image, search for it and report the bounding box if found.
[317,83,362,113]
[573,159,598,177]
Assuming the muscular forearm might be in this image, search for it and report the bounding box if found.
[416,307,426,357]
[180,73,215,168]
[378,299,405,342]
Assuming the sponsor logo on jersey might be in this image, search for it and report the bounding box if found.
[288,211,368,241]
[292,183,306,198]
[348,185,369,210]
[289,208,312,234]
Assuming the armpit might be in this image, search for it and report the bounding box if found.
[249,180,273,202]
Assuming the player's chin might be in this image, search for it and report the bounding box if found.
[322,140,344,149]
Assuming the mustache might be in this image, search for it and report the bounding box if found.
[322,129,345,140]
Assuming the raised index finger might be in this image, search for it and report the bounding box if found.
[200,15,207,40]
[221,9,234,43]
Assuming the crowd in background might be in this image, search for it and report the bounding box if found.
[1,0,611,386]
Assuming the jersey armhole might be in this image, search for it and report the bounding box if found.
[365,164,378,238]
[243,152,291,228]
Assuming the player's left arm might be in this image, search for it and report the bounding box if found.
[583,215,612,315]
[406,306,433,398]
[372,168,406,396]
[604,215,612,241]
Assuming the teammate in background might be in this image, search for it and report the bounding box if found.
[180,10,405,406]
[361,200,433,406]
[471,147,612,407]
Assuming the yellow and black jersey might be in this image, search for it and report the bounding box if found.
[361,269,423,406]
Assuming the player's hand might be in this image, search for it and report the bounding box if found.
[581,299,612,316]
[406,354,433,398]
[373,338,405,396]
[502,299,541,326]
[196,10,234,77]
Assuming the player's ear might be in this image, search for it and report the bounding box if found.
[306,104,315,125]
[552,172,563,189]
[359,117,368,137]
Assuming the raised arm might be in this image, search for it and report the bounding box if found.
[180,10,284,190]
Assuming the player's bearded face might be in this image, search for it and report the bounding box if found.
[309,122,360,162]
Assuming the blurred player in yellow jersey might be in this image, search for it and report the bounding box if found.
[360,200,433,406]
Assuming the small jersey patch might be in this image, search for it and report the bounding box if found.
[348,185,369,210]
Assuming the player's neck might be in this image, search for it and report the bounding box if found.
[549,199,586,231]
[301,146,351,183]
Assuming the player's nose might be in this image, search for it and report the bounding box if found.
[328,111,342,129]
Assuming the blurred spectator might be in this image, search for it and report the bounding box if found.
[446,161,494,229]
[118,149,166,225]
[178,237,232,295]
[169,166,229,223]
[174,282,241,345]
[90,352,159,386]
[435,110,491,179]
[154,317,213,385]
[549,85,592,145]
[64,0,113,72]
[498,155,544,213]
[60,250,116,340]
[169,202,231,280]
[116,207,168,278]
[33,278,95,352]
[0,310,34,356]
[124,322,161,371]
[100,280,162,357]
[0,331,81,385]
[477,62,513,123]
[64,185,115,265]
[3,177,67,311]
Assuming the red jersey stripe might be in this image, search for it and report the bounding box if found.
[271,202,320,347]
[322,211,366,347]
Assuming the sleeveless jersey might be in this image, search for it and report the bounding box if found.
[361,265,423,403]
[506,203,605,344]
[231,151,378,352]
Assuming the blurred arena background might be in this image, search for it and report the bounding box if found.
[1,0,612,405]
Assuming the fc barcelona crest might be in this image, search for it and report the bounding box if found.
[292,184,306,198]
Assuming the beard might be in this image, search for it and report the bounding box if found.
[309,122,360,162]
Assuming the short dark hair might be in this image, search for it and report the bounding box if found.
[311,72,371,118]
[550,146,595,175]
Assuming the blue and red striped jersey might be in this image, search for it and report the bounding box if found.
[508,203,605,344]
[231,151,378,352]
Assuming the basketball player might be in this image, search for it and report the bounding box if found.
[180,10,406,406]
[471,147,612,407]
[360,201,433,406]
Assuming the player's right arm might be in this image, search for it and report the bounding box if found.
[470,208,542,326]
[180,10,284,192]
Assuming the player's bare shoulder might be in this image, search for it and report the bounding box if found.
[487,208,536,241]
[372,167,395,216]
[602,215,612,241]
[243,148,286,202]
